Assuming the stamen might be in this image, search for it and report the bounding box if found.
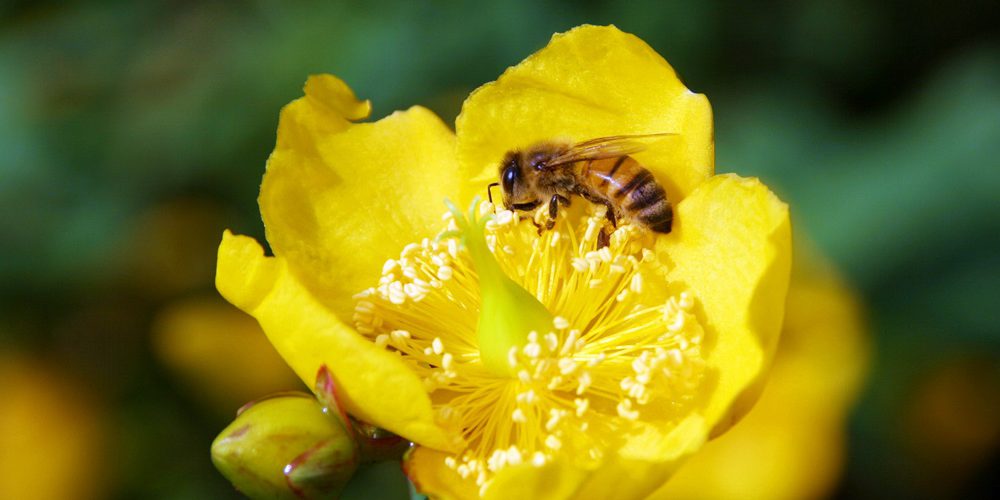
[352,202,707,489]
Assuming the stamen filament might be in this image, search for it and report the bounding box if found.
[354,202,707,490]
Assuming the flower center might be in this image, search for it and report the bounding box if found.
[352,201,706,492]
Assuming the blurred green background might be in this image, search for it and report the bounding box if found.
[1,1,998,498]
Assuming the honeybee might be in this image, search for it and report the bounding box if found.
[488,134,674,236]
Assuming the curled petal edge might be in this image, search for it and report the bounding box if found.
[658,173,792,437]
[216,231,462,453]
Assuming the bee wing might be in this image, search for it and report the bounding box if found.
[545,133,676,167]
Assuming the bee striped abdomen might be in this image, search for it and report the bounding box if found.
[582,156,673,233]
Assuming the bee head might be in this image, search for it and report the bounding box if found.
[499,151,530,209]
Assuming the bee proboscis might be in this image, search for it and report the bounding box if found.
[489,134,675,239]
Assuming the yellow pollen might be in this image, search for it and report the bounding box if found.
[352,203,707,490]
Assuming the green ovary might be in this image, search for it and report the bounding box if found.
[446,200,554,377]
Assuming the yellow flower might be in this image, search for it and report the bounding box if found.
[650,246,870,500]
[216,25,791,498]
[0,355,107,500]
[151,295,301,415]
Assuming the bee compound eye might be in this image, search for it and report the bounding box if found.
[502,166,518,194]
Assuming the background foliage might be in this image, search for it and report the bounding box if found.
[1,1,997,498]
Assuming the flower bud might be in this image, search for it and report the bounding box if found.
[211,393,358,499]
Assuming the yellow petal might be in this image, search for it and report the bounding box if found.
[261,75,460,321]
[275,74,371,153]
[570,416,707,500]
[480,416,706,500]
[650,248,868,500]
[656,174,792,436]
[456,25,713,205]
[151,295,300,414]
[403,447,481,500]
[483,460,587,500]
[216,231,460,452]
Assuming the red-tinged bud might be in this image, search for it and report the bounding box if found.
[211,393,358,499]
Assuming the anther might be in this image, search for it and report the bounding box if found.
[630,274,644,293]
[402,243,420,257]
[388,282,406,304]
[668,312,685,332]
[495,211,513,226]
[382,259,398,274]
[560,330,580,355]
[545,435,562,450]
[544,332,559,352]
[506,446,522,466]
[558,358,578,375]
[576,372,592,395]
[617,399,640,420]
[668,349,683,366]
[523,342,541,359]
[545,410,562,432]
[598,247,612,262]
[403,266,419,279]
[512,408,526,423]
[678,291,694,310]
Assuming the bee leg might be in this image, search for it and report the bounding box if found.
[594,201,615,249]
[597,226,611,249]
[604,203,617,228]
[579,191,617,228]
[546,194,570,230]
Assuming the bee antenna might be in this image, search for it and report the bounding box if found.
[487,182,499,204]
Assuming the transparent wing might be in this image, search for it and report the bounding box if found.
[546,133,675,168]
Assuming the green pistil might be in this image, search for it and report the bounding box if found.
[444,199,554,377]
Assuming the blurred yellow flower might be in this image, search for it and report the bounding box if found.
[216,25,791,498]
[152,295,301,414]
[0,356,107,500]
[650,247,870,500]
